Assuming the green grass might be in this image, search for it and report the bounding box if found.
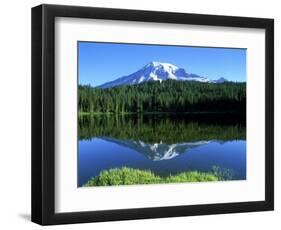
[83,167,222,187]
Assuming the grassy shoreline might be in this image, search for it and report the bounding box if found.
[83,167,229,187]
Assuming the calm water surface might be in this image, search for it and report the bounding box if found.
[78,114,246,186]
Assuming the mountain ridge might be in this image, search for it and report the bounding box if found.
[98,61,228,89]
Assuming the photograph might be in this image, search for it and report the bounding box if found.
[30,3,274,225]
[78,42,246,187]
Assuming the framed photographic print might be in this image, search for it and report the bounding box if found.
[31,4,274,225]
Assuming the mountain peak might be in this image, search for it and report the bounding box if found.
[146,61,179,70]
[212,77,228,83]
[98,62,228,88]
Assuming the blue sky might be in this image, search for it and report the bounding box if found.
[78,41,246,86]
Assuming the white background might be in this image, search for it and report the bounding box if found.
[0,0,279,229]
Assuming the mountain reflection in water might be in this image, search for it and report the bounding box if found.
[78,114,246,186]
[99,137,210,161]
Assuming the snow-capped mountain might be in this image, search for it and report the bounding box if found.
[100,137,210,161]
[98,61,228,88]
[213,77,228,83]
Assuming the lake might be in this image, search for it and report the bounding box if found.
[78,114,246,186]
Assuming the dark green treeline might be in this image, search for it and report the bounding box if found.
[78,114,246,144]
[78,80,246,114]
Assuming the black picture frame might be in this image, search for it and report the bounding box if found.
[31,4,274,225]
